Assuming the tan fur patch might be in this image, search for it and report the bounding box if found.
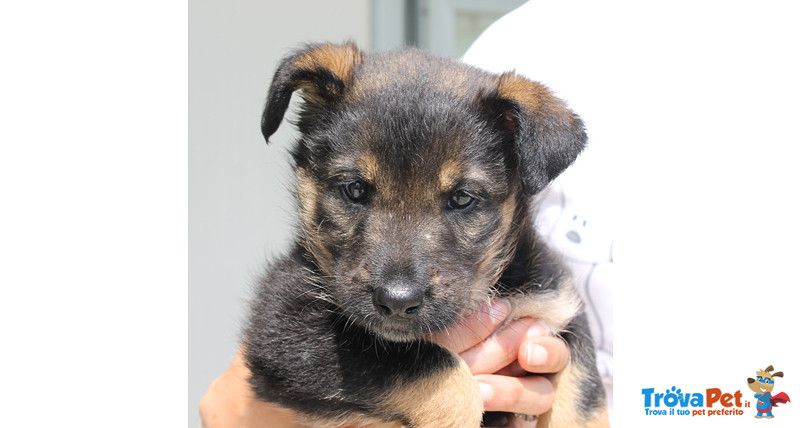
[357,152,380,184]
[496,72,550,113]
[380,356,483,428]
[296,167,333,273]
[509,280,582,334]
[534,362,609,428]
[290,44,363,106]
[496,72,574,126]
[438,160,462,191]
[293,43,363,83]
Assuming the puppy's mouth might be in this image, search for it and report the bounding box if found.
[370,318,426,342]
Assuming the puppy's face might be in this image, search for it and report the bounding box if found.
[262,44,586,341]
[295,95,520,341]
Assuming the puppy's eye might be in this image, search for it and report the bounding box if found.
[342,180,368,203]
[448,190,476,210]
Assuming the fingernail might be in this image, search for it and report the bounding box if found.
[525,322,548,338]
[478,382,493,404]
[489,299,510,322]
[526,343,548,367]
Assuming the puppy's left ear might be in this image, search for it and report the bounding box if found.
[261,43,363,142]
[481,72,587,196]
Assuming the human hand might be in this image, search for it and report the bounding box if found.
[427,299,569,427]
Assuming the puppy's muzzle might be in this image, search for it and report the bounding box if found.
[372,281,424,318]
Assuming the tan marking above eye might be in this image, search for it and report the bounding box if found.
[356,152,379,183]
[438,160,463,191]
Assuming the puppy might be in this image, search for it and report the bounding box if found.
[244,43,608,428]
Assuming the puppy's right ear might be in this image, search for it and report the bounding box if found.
[477,72,586,196]
[261,43,363,142]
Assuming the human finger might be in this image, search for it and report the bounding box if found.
[476,373,555,416]
[494,360,527,377]
[460,318,538,375]
[518,326,569,374]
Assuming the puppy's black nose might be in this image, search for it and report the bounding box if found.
[372,284,424,317]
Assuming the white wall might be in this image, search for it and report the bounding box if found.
[189,1,370,425]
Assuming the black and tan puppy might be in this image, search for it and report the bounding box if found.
[244,43,608,427]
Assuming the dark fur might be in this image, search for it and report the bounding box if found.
[244,43,607,427]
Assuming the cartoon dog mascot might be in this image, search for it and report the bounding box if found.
[747,365,791,418]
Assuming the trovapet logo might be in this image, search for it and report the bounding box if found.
[745,365,791,419]
[641,386,747,417]
[641,364,792,419]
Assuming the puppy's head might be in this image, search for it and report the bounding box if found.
[262,43,586,341]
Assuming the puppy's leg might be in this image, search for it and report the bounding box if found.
[539,359,609,428]
[379,356,483,428]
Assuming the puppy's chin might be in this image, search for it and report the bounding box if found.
[363,310,461,343]
[366,318,426,343]
[373,327,421,343]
